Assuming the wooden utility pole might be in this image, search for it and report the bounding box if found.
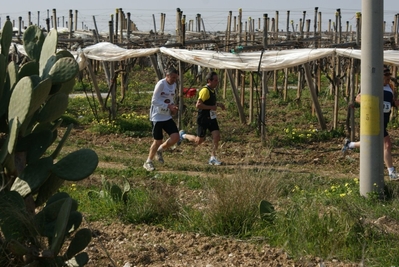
[249,72,254,124]
[52,9,57,30]
[178,61,184,129]
[68,10,73,49]
[304,63,326,130]
[176,8,182,44]
[108,19,117,120]
[349,58,357,141]
[283,68,288,101]
[261,13,268,145]
[74,10,78,31]
[286,10,290,40]
[115,9,119,42]
[119,8,124,43]
[223,11,232,99]
[227,70,246,124]
[127,12,131,40]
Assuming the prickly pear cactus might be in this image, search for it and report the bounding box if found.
[88,175,131,204]
[0,19,97,266]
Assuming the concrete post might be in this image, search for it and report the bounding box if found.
[360,0,384,197]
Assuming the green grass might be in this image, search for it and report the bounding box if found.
[65,183,125,222]
[58,67,399,266]
[62,167,399,265]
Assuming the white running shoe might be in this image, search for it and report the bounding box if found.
[177,130,185,146]
[389,168,399,181]
[209,157,222,166]
[341,138,351,156]
[143,161,155,171]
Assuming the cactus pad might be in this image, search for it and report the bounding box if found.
[52,149,98,181]
[64,228,91,260]
[37,92,69,123]
[18,61,39,80]
[39,29,58,76]
[1,20,13,58]
[49,57,79,84]
[10,156,53,197]
[50,197,72,255]
[22,25,45,62]
[8,76,34,125]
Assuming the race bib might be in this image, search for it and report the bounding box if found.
[383,101,391,113]
[157,106,170,115]
[210,110,217,119]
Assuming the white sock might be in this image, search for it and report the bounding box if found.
[146,159,152,163]
[388,167,395,174]
[348,142,356,149]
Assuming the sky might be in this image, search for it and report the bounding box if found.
[1,0,398,34]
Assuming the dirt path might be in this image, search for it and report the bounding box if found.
[83,221,359,267]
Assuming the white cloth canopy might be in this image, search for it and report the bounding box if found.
[335,49,399,67]
[10,41,399,70]
[79,42,399,71]
[159,47,336,71]
[82,42,159,61]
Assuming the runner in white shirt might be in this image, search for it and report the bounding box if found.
[143,68,180,171]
